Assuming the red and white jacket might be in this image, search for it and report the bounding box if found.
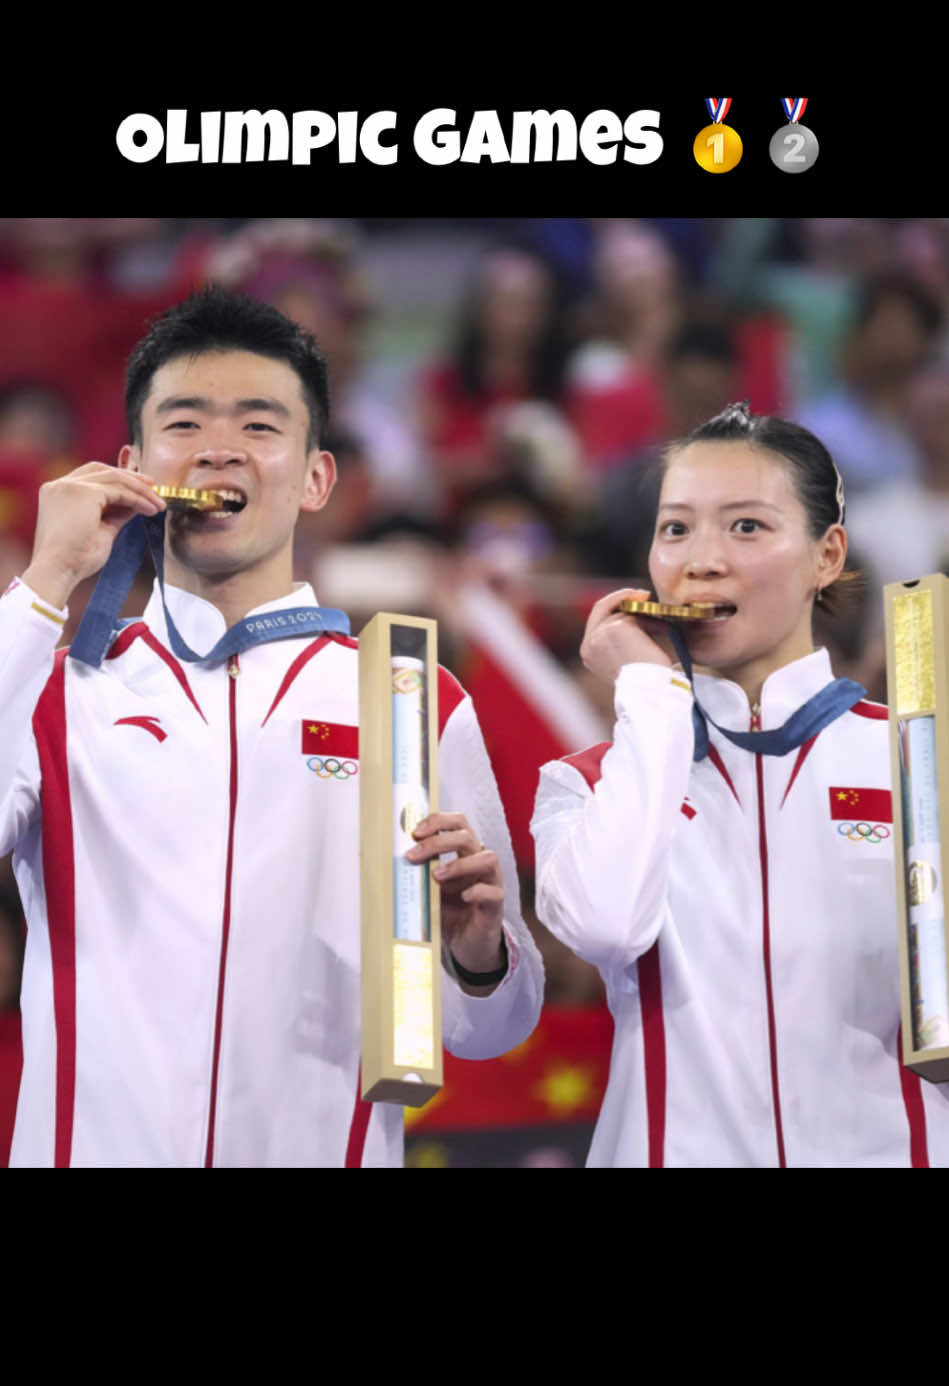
[531,651,949,1167]
[0,577,544,1167]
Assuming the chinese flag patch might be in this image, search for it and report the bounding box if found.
[828,786,892,822]
[302,720,359,757]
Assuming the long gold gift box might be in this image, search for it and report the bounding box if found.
[885,575,949,1082]
[359,613,443,1106]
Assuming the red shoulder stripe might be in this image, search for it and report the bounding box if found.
[561,743,611,790]
[106,621,149,660]
[706,744,740,806]
[438,665,467,737]
[780,733,819,810]
[850,700,888,721]
[261,636,332,726]
[104,623,207,724]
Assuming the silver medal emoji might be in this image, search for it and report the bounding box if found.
[769,122,819,172]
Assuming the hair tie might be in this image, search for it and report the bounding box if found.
[833,461,846,524]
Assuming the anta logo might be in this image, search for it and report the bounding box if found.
[114,715,167,743]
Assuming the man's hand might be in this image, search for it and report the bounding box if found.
[23,462,166,611]
[406,811,507,994]
[580,587,676,685]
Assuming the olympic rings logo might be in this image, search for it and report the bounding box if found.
[837,822,891,844]
[306,756,359,780]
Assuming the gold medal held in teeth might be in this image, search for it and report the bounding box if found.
[620,599,728,622]
[152,486,241,513]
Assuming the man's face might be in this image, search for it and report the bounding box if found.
[858,297,931,381]
[120,349,335,581]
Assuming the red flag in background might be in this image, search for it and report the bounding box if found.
[405,1003,613,1135]
[454,583,607,870]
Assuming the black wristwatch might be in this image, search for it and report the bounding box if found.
[450,937,509,986]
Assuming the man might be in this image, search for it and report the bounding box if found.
[795,272,943,493]
[0,286,544,1167]
[847,361,949,592]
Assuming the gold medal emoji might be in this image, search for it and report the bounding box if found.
[694,98,742,173]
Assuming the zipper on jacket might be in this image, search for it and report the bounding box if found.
[205,653,240,1166]
[755,752,787,1167]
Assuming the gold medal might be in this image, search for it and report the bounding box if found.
[152,485,243,513]
[620,599,730,621]
[693,122,743,173]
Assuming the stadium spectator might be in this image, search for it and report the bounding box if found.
[796,273,944,493]
[417,243,574,516]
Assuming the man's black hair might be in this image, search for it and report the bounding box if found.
[852,272,944,338]
[125,284,331,450]
[667,321,737,367]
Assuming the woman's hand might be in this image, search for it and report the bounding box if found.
[580,587,676,685]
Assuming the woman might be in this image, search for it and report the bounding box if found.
[530,402,949,1167]
[417,245,573,517]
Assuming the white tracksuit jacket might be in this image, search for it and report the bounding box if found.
[531,651,949,1167]
[0,576,544,1167]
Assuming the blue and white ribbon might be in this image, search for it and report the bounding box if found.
[668,625,865,762]
[781,98,808,123]
[69,512,350,668]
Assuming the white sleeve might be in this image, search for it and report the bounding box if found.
[530,662,695,975]
[0,578,67,856]
[437,689,545,1060]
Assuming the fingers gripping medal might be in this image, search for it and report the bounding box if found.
[769,97,819,173]
[694,97,743,173]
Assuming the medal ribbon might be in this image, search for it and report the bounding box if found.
[706,98,732,124]
[781,98,808,123]
[668,626,865,762]
[69,512,350,668]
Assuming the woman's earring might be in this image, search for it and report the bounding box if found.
[815,587,825,605]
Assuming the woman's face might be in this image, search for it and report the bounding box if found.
[477,252,552,348]
[648,440,843,689]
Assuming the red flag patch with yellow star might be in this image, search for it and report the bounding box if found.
[302,720,359,758]
[828,786,892,821]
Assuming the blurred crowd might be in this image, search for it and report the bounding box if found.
[3,214,949,1032]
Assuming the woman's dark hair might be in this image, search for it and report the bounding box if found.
[125,284,331,450]
[667,400,846,534]
[453,246,571,403]
[663,401,858,611]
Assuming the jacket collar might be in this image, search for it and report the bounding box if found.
[143,581,318,655]
[691,648,836,733]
